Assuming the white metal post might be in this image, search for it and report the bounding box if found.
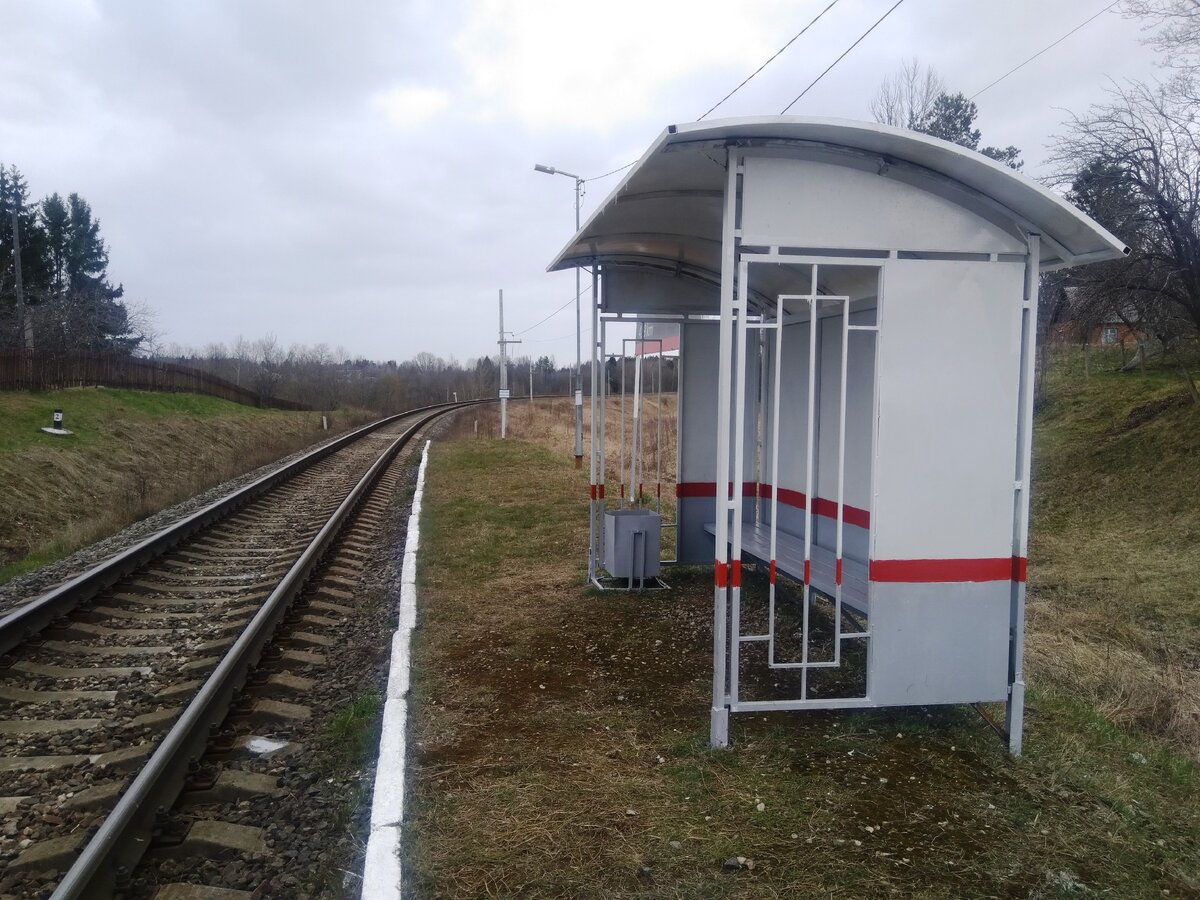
[619,350,626,507]
[631,323,645,503]
[589,267,601,582]
[710,152,739,747]
[801,268,820,699]
[768,293,784,664]
[656,348,662,513]
[1008,232,1040,756]
[599,318,609,571]
[833,298,850,664]
[728,260,750,704]
[574,177,584,469]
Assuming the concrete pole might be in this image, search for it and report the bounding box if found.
[573,177,584,469]
[499,289,508,439]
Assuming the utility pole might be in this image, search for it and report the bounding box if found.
[529,363,533,405]
[497,289,521,438]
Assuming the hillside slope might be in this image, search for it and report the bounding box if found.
[1029,353,1200,753]
[0,387,366,580]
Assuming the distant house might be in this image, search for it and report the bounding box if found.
[1051,319,1143,346]
[1050,294,1145,347]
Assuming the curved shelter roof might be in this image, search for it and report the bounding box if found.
[547,117,1129,282]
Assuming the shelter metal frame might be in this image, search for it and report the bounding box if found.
[556,118,1126,757]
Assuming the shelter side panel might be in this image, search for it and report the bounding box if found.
[740,156,1027,255]
[869,582,1011,704]
[872,259,1024,562]
[677,322,758,563]
[602,267,718,316]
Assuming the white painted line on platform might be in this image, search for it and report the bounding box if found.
[362,439,431,900]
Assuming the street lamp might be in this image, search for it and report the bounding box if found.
[534,162,584,469]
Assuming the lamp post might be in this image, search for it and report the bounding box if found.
[534,162,584,469]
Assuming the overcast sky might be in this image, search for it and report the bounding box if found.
[0,1,1162,365]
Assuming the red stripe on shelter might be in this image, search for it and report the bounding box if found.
[675,482,871,527]
[869,557,1027,583]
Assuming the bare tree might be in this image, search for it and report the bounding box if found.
[1050,77,1200,399]
[869,58,945,129]
[1125,0,1200,76]
[126,299,164,357]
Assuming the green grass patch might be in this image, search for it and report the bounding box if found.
[314,691,383,778]
[0,386,275,454]
[0,387,368,580]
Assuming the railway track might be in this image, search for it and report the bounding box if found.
[0,403,468,898]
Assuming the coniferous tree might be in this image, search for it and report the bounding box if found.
[0,164,51,348]
[37,192,134,352]
[913,93,1023,170]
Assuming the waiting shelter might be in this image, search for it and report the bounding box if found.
[546,118,1127,754]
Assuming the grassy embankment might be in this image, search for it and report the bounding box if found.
[0,387,369,583]
[1028,350,1200,753]
[404,373,1198,897]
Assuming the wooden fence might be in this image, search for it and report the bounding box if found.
[0,350,311,411]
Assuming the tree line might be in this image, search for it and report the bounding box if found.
[157,339,592,412]
[0,165,137,353]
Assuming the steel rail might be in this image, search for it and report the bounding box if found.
[51,403,460,898]
[0,401,477,656]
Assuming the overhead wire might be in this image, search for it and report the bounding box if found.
[585,161,635,182]
[523,326,592,344]
[586,2,846,180]
[512,283,593,336]
[699,0,843,120]
[780,0,908,114]
[970,0,1121,100]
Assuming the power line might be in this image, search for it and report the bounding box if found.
[699,0,843,120]
[970,1,1121,100]
[585,161,634,183]
[779,0,908,114]
[512,283,593,336]
[586,2,845,180]
[523,326,592,344]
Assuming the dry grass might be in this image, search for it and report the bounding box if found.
[0,387,373,579]
[461,395,678,488]
[1026,351,1200,755]
[450,395,679,546]
[405,420,1199,898]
